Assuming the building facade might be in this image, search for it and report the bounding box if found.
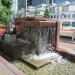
[27,3,48,17]
[12,0,54,17]
[32,0,54,6]
[50,1,75,29]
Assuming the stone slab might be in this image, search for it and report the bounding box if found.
[22,57,52,69]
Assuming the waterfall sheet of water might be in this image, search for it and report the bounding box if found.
[22,26,55,55]
[20,26,66,63]
[22,52,65,63]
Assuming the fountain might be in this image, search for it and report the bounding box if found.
[15,17,60,68]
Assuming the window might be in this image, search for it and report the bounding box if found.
[51,15,53,18]
[27,0,32,6]
[68,14,70,18]
[62,22,70,27]
[54,15,56,18]
[57,15,59,18]
[72,14,75,18]
[64,14,67,18]
[62,5,69,12]
[61,14,67,18]
[72,22,75,27]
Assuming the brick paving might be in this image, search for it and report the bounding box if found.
[58,37,75,55]
[12,59,75,75]
[0,56,25,75]
[0,62,15,75]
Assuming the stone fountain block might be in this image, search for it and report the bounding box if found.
[15,17,59,55]
[0,17,59,68]
[21,56,52,69]
[0,40,28,59]
[14,17,59,68]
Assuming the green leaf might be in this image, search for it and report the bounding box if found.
[0,0,12,25]
[44,7,50,18]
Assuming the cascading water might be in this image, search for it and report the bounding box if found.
[15,18,66,64]
[21,25,59,60]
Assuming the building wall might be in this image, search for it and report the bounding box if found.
[18,0,27,11]
[27,3,47,17]
[69,5,75,11]
[50,1,75,29]
[12,0,54,17]
[62,5,69,12]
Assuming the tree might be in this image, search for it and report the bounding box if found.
[1,0,12,8]
[0,0,12,27]
[44,6,50,18]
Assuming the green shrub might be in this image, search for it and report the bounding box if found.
[0,22,6,28]
[0,0,12,25]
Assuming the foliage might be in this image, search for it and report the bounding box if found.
[44,6,50,18]
[0,0,12,25]
[1,0,12,8]
[0,22,6,28]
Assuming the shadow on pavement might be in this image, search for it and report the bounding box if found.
[57,51,75,63]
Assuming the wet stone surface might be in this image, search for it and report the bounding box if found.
[11,59,75,75]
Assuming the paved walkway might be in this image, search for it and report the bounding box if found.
[12,55,75,75]
[58,41,75,55]
[0,56,25,75]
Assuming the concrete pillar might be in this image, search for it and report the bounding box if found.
[24,0,27,17]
